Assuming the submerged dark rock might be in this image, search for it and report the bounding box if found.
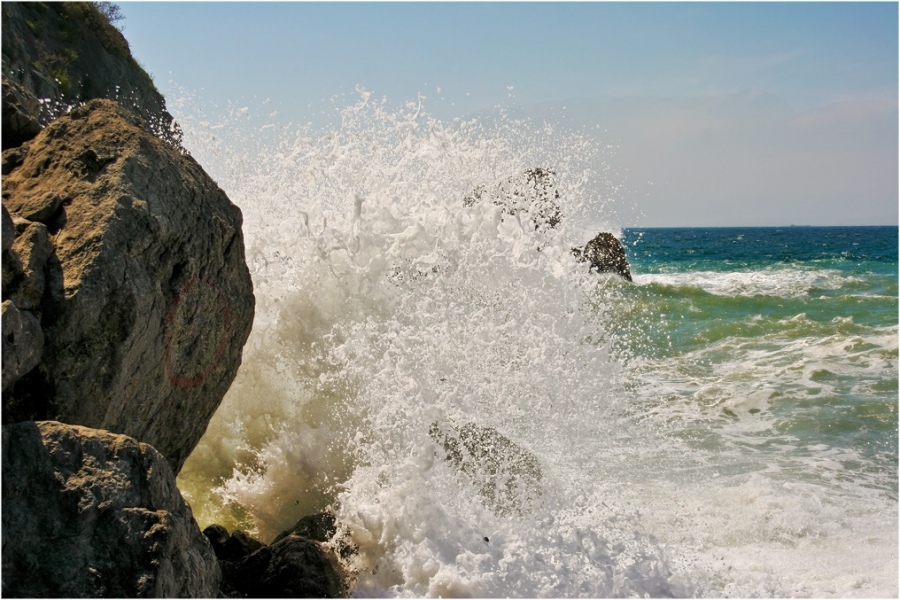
[206,520,349,598]
[573,231,633,281]
[203,525,266,563]
[1,420,221,598]
[430,421,543,516]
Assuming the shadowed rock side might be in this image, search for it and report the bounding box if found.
[464,167,562,231]
[430,421,543,516]
[1,99,255,473]
[203,517,350,598]
[1,421,221,598]
[573,231,633,281]
[1,2,181,149]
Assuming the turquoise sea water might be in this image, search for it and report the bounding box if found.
[618,226,897,478]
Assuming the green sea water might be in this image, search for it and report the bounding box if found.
[611,226,898,493]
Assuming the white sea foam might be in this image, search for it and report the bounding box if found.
[170,90,897,597]
[637,267,855,298]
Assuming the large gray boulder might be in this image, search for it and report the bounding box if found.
[1,99,255,472]
[1,420,221,597]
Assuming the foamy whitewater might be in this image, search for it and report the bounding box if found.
[170,89,898,597]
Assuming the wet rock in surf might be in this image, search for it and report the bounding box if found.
[204,517,351,597]
[463,167,562,231]
[203,525,265,563]
[233,535,347,598]
[273,511,338,545]
[221,535,347,598]
[1,420,221,597]
[573,231,633,281]
[429,421,543,516]
[461,170,632,281]
[1,99,255,473]
[273,510,357,560]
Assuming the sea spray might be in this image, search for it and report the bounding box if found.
[171,90,692,595]
[169,88,897,597]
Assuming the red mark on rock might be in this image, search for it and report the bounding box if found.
[164,276,232,389]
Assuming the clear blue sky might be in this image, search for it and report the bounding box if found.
[118,2,898,227]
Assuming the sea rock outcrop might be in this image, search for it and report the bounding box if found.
[1,2,181,149]
[2,5,261,598]
[573,231,633,281]
[464,167,562,231]
[462,170,634,280]
[1,420,221,598]
[1,98,255,473]
[429,421,543,516]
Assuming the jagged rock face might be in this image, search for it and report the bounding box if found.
[1,99,255,473]
[464,167,562,231]
[1,2,181,149]
[429,421,543,516]
[574,232,633,281]
[1,420,221,598]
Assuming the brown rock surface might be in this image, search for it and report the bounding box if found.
[1,420,221,597]
[1,99,254,472]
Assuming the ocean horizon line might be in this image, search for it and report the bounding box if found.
[623,224,898,230]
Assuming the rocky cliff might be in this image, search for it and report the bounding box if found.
[2,4,259,597]
[2,1,180,149]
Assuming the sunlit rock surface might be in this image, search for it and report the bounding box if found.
[1,99,254,473]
